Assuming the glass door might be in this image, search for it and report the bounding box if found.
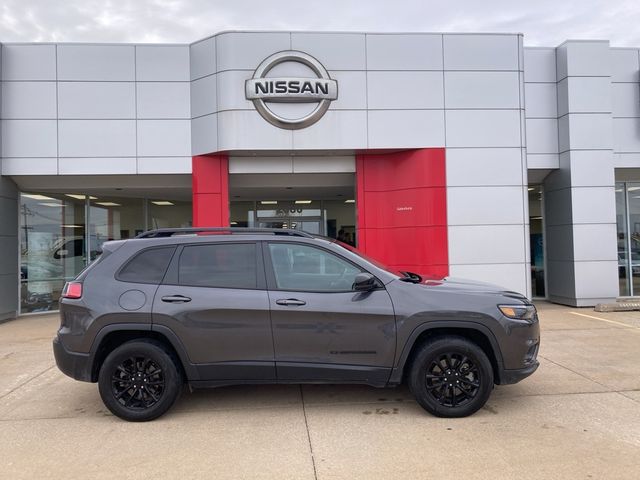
[258,217,322,235]
[616,183,630,296]
[20,193,87,313]
[625,183,640,295]
[615,181,640,296]
[528,185,546,298]
[255,201,324,235]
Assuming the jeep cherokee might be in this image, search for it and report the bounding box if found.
[53,227,539,421]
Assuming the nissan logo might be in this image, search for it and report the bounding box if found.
[245,50,338,130]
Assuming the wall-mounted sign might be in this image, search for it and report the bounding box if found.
[245,51,338,130]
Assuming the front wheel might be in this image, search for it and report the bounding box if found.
[98,340,182,421]
[409,336,494,418]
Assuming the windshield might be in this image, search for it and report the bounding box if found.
[324,238,403,277]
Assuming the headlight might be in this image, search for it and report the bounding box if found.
[498,304,537,322]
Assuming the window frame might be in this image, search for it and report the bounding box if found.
[115,245,177,285]
[162,240,266,291]
[262,241,383,293]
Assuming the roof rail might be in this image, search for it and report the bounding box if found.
[135,227,315,239]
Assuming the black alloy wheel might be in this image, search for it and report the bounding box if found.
[425,353,480,408]
[98,340,182,422]
[111,356,165,410]
[409,336,494,418]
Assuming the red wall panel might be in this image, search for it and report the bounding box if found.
[192,154,229,227]
[356,149,448,278]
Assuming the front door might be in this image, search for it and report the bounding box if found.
[152,241,275,381]
[263,241,396,385]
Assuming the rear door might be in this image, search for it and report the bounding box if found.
[152,241,275,381]
[264,241,396,385]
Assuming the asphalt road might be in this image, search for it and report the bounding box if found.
[1,302,639,479]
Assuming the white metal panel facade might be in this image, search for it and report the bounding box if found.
[0,31,639,307]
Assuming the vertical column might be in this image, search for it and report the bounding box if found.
[192,154,229,227]
[356,148,448,277]
[544,41,618,306]
[0,45,19,320]
[443,34,530,296]
[0,177,19,321]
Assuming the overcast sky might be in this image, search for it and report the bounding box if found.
[1,0,639,47]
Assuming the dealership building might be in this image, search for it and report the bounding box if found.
[1,30,639,318]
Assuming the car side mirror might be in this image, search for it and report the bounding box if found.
[353,272,377,292]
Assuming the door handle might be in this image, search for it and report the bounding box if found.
[161,295,192,303]
[275,298,306,306]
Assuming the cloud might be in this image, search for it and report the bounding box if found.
[0,0,638,46]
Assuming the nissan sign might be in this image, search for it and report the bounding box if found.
[245,51,338,129]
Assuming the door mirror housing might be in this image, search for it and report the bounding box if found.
[353,272,377,292]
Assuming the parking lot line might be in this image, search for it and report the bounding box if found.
[570,311,640,331]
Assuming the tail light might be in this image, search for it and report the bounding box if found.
[62,282,83,299]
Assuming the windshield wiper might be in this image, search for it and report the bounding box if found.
[399,271,422,284]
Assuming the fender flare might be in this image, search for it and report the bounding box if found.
[389,320,504,384]
[89,323,199,381]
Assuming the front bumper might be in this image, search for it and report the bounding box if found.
[498,360,540,385]
[53,336,93,382]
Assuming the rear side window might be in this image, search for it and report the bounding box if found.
[118,247,176,284]
[178,243,257,289]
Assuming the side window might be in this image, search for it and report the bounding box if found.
[178,243,257,289]
[268,243,362,292]
[118,246,176,284]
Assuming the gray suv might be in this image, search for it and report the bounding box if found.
[53,228,539,421]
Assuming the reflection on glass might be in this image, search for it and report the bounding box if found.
[252,200,326,237]
[256,200,321,218]
[148,199,192,230]
[20,193,86,313]
[230,201,254,227]
[626,183,640,295]
[89,197,144,259]
[528,186,545,297]
[229,200,357,245]
[324,200,356,246]
[616,183,630,296]
[20,194,194,313]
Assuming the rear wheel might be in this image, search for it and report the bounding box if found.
[98,340,182,421]
[409,336,493,418]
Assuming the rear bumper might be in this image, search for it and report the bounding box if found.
[497,360,539,385]
[53,336,93,382]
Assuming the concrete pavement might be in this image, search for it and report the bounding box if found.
[0,302,639,479]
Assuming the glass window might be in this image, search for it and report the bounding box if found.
[118,247,176,284]
[88,197,145,260]
[616,183,630,296]
[323,199,356,246]
[20,193,87,313]
[255,201,323,234]
[528,185,545,297]
[268,243,362,292]
[178,243,257,289]
[148,199,192,229]
[230,201,255,228]
[626,183,640,295]
[19,193,194,313]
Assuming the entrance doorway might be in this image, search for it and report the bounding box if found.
[615,181,640,296]
[255,201,324,235]
[228,169,357,244]
[529,185,546,298]
[230,199,356,244]
[258,218,322,235]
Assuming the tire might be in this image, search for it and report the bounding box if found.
[408,336,494,418]
[98,339,182,422]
